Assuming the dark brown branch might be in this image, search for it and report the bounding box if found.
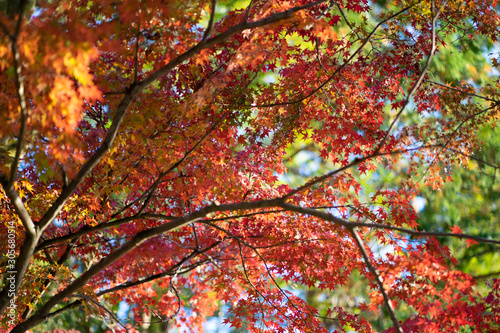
[0,173,37,314]
[27,246,219,329]
[235,241,303,330]
[17,196,500,331]
[426,80,498,103]
[22,241,75,319]
[443,147,500,170]
[7,23,27,188]
[36,0,317,232]
[336,2,361,39]
[473,270,500,280]
[70,294,129,332]
[201,0,216,42]
[349,228,403,333]
[420,101,500,182]
[278,202,500,246]
[283,143,441,199]
[0,10,35,314]
[136,0,329,91]
[124,51,271,218]
[14,0,28,36]
[36,300,83,324]
[207,222,308,317]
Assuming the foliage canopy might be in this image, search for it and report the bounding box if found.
[1,0,500,332]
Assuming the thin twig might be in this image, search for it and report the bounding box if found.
[8,20,28,188]
[426,80,498,103]
[336,2,361,39]
[35,213,177,252]
[134,20,140,84]
[419,101,500,182]
[235,241,307,331]
[283,143,441,199]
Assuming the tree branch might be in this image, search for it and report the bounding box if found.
[349,228,403,333]
[14,196,500,331]
[37,0,316,231]
[426,80,498,103]
[22,241,75,319]
[278,202,500,246]
[136,0,329,91]
[201,0,216,42]
[97,241,219,296]
[0,174,38,314]
[7,22,28,188]
[13,198,283,332]
[7,3,327,320]
[238,3,416,108]
[35,213,177,252]
[473,270,500,280]
[21,245,219,329]
[283,143,441,199]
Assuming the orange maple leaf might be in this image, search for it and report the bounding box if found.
[450,225,463,234]
[465,238,479,249]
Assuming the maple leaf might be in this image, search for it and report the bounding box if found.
[450,225,463,234]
